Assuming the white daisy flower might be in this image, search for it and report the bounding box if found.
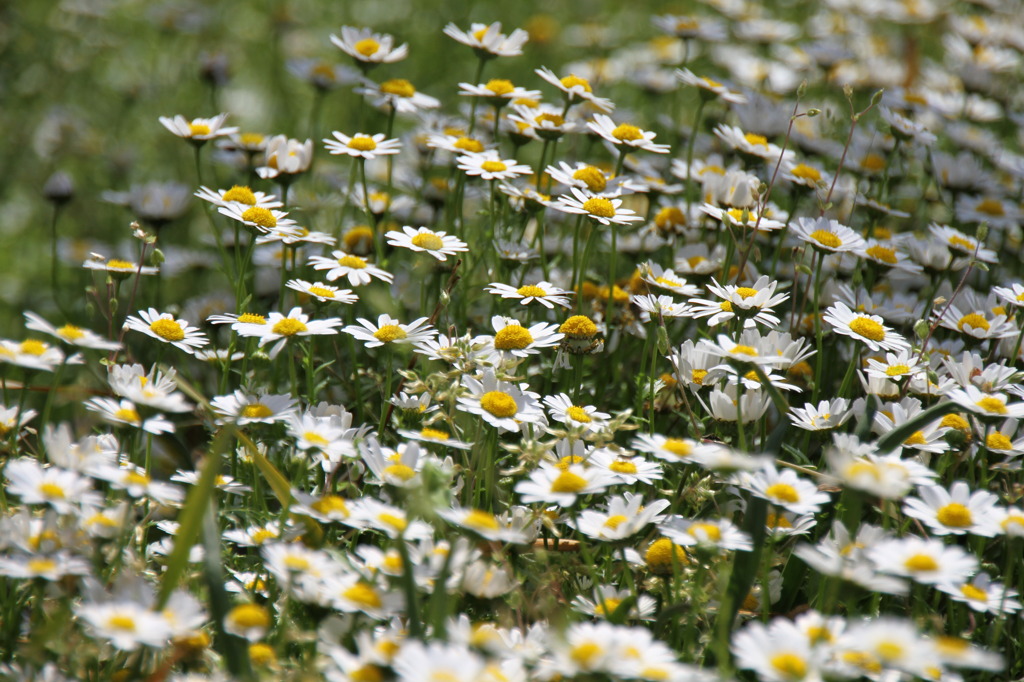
[731,619,821,682]
[158,113,237,143]
[742,463,832,515]
[360,437,425,488]
[458,78,540,101]
[82,255,158,277]
[308,250,394,286]
[789,398,853,431]
[456,150,532,181]
[947,385,1024,419]
[84,397,175,434]
[438,506,533,544]
[822,301,910,352]
[572,493,671,541]
[937,573,1022,614]
[330,26,408,65]
[903,481,1002,536]
[586,114,670,153]
[385,226,468,261]
[76,600,172,651]
[676,68,747,103]
[397,425,473,450]
[257,135,313,179]
[210,390,298,425]
[323,131,402,159]
[92,464,184,505]
[699,203,786,231]
[0,338,74,372]
[351,498,433,540]
[4,459,98,513]
[107,363,192,413]
[456,369,545,432]
[632,294,691,319]
[23,312,121,351]
[286,279,358,305]
[443,21,529,58]
[514,462,615,507]
[791,216,867,253]
[207,311,271,336]
[659,516,754,552]
[535,66,614,112]
[543,393,610,432]
[485,280,572,308]
[243,307,343,351]
[343,314,435,349]
[639,262,701,297]
[552,186,644,226]
[856,239,923,273]
[572,585,658,621]
[507,103,578,140]
[194,185,281,210]
[123,308,209,354]
[868,536,979,585]
[713,124,795,164]
[587,448,664,485]
[217,203,299,234]
[863,350,925,381]
[356,78,440,115]
[934,302,1016,340]
[485,315,563,359]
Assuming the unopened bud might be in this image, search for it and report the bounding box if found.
[806,108,821,117]
[656,326,670,355]
[914,320,929,339]
[150,249,166,266]
[976,222,989,242]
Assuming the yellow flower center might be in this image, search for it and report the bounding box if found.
[516,284,546,298]
[338,255,368,270]
[570,642,603,668]
[149,319,185,342]
[416,427,448,441]
[380,78,415,98]
[480,391,517,418]
[124,471,150,487]
[378,513,407,532]
[573,166,607,192]
[691,369,708,385]
[353,38,380,57]
[56,324,85,341]
[701,76,721,88]
[765,483,799,504]
[903,431,927,446]
[537,112,564,126]
[766,512,792,529]
[866,245,897,264]
[936,502,972,527]
[241,403,274,419]
[609,459,638,474]
[222,186,257,204]
[645,538,688,574]
[604,515,628,529]
[237,313,266,324]
[770,653,807,679]
[560,315,597,338]
[27,558,57,574]
[19,340,47,355]
[861,153,886,171]
[307,286,335,299]
[961,583,988,601]
[735,287,758,299]
[239,132,265,146]
[249,643,276,666]
[272,318,307,336]
[593,597,622,617]
[283,555,311,572]
[975,198,1005,216]
[659,438,690,458]
[453,136,484,153]
[351,666,383,682]
[904,553,939,572]
[38,482,66,499]
[494,324,534,350]
[550,470,588,493]
[790,164,821,181]
[876,642,904,662]
[810,229,842,248]
[885,364,910,376]
[655,206,686,229]
[382,555,403,573]
[849,317,886,342]
[560,74,592,92]
[987,432,1012,450]
[241,207,276,228]
[611,123,643,141]
[229,604,270,629]
[311,495,349,516]
[689,522,722,541]
[464,509,500,531]
[107,614,138,632]
[730,344,758,356]
[343,582,383,608]
[566,406,591,423]
[480,160,508,173]
[941,413,971,431]
[189,123,211,137]
[948,235,976,252]
[743,133,768,147]
[410,232,444,251]
[383,464,416,481]
[975,396,1007,414]
[370,325,405,343]
[347,135,378,151]
[726,208,751,224]
[958,313,990,332]
[250,529,277,544]
[106,259,136,271]
[581,197,615,218]
[485,78,515,95]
